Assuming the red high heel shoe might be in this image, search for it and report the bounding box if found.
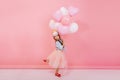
[43,59,47,62]
[55,73,61,77]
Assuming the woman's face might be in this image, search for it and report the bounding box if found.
[55,36,59,40]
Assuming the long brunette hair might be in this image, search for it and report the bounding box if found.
[53,33,63,45]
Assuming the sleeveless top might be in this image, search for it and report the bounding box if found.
[55,40,64,51]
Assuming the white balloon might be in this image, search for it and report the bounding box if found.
[49,19,55,29]
[60,7,69,16]
[68,6,79,16]
[55,22,61,27]
[49,20,61,30]
[54,22,62,30]
[70,23,79,33]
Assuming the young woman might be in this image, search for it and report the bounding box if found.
[43,31,67,77]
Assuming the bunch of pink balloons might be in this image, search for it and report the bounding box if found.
[49,6,79,35]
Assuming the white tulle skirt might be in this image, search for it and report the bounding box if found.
[47,49,67,68]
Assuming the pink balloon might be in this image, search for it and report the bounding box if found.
[61,16,71,25]
[53,10,62,21]
[58,26,70,35]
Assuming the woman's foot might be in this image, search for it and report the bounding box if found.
[55,73,61,77]
[43,59,47,62]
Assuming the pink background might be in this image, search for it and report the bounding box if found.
[0,0,120,68]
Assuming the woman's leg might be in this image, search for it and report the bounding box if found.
[55,68,59,73]
[44,50,56,63]
[55,67,61,77]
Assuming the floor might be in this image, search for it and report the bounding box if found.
[0,69,120,80]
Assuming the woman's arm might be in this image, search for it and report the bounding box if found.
[61,40,65,47]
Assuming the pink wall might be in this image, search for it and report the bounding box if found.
[0,0,120,68]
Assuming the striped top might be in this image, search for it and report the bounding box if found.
[55,40,64,51]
